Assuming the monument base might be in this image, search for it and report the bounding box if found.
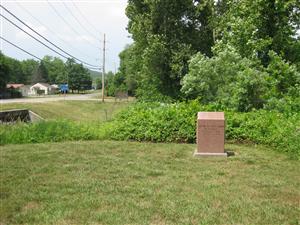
[193,150,228,157]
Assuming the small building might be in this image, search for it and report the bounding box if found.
[29,83,54,95]
[6,83,28,97]
[6,84,24,89]
[19,85,31,97]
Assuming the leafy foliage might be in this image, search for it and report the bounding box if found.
[115,0,215,99]
[0,101,299,159]
[181,46,300,111]
[214,0,300,65]
[20,59,39,83]
[107,102,300,159]
[0,53,93,94]
[181,48,269,111]
[105,71,126,96]
[66,59,92,93]
[0,52,10,91]
[112,0,300,107]
[31,61,49,84]
[42,56,66,84]
[2,54,27,84]
[266,51,300,98]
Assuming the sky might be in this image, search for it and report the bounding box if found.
[0,0,132,72]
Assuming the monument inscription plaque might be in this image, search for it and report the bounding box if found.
[194,112,227,157]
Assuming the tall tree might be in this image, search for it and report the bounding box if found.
[214,0,300,65]
[21,59,39,84]
[126,0,215,99]
[3,55,25,83]
[66,59,92,92]
[43,56,66,84]
[0,52,10,92]
[31,61,49,84]
[118,44,140,95]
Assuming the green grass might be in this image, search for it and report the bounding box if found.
[1,140,299,225]
[0,101,131,122]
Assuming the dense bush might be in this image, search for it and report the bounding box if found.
[108,101,202,143]
[266,51,300,98]
[108,101,300,159]
[264,96,300,114]
[1,102,299,159]
[226,110,300,159]
[181,48,300,112]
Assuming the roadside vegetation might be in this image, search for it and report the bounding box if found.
[1,100,299,159]
[108,101,300,159]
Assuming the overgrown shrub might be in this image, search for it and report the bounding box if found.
[181,48,300,112]
[266,51,300,98]
[226,110,300,159]
[181,48,269,111]
[107,101,202,143]
[1,102,299,159]
[108,101,300,159]
[264,96,300,114]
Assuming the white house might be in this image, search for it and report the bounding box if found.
[29,83,54,95]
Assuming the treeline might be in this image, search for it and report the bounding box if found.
[110,0,300,112]
[0,52,92,93]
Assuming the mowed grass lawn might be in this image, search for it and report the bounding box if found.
[1,141,299,225]
[0,101,131,122]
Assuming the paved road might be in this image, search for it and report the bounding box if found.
[0,93,104,104]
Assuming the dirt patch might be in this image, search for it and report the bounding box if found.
[150,215,167,225]
[21,201,40,213]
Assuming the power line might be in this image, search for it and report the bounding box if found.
[16,2,96,61]
[1,35,100,71]
[62,2,101,42]
[0,13,100,70]
[46,0,100,50]
[0,36,42,61]
[0,5,100,68]
[1,14,69,60]
[71,0,102,35]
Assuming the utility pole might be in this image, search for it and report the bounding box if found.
[102,33,106,102]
